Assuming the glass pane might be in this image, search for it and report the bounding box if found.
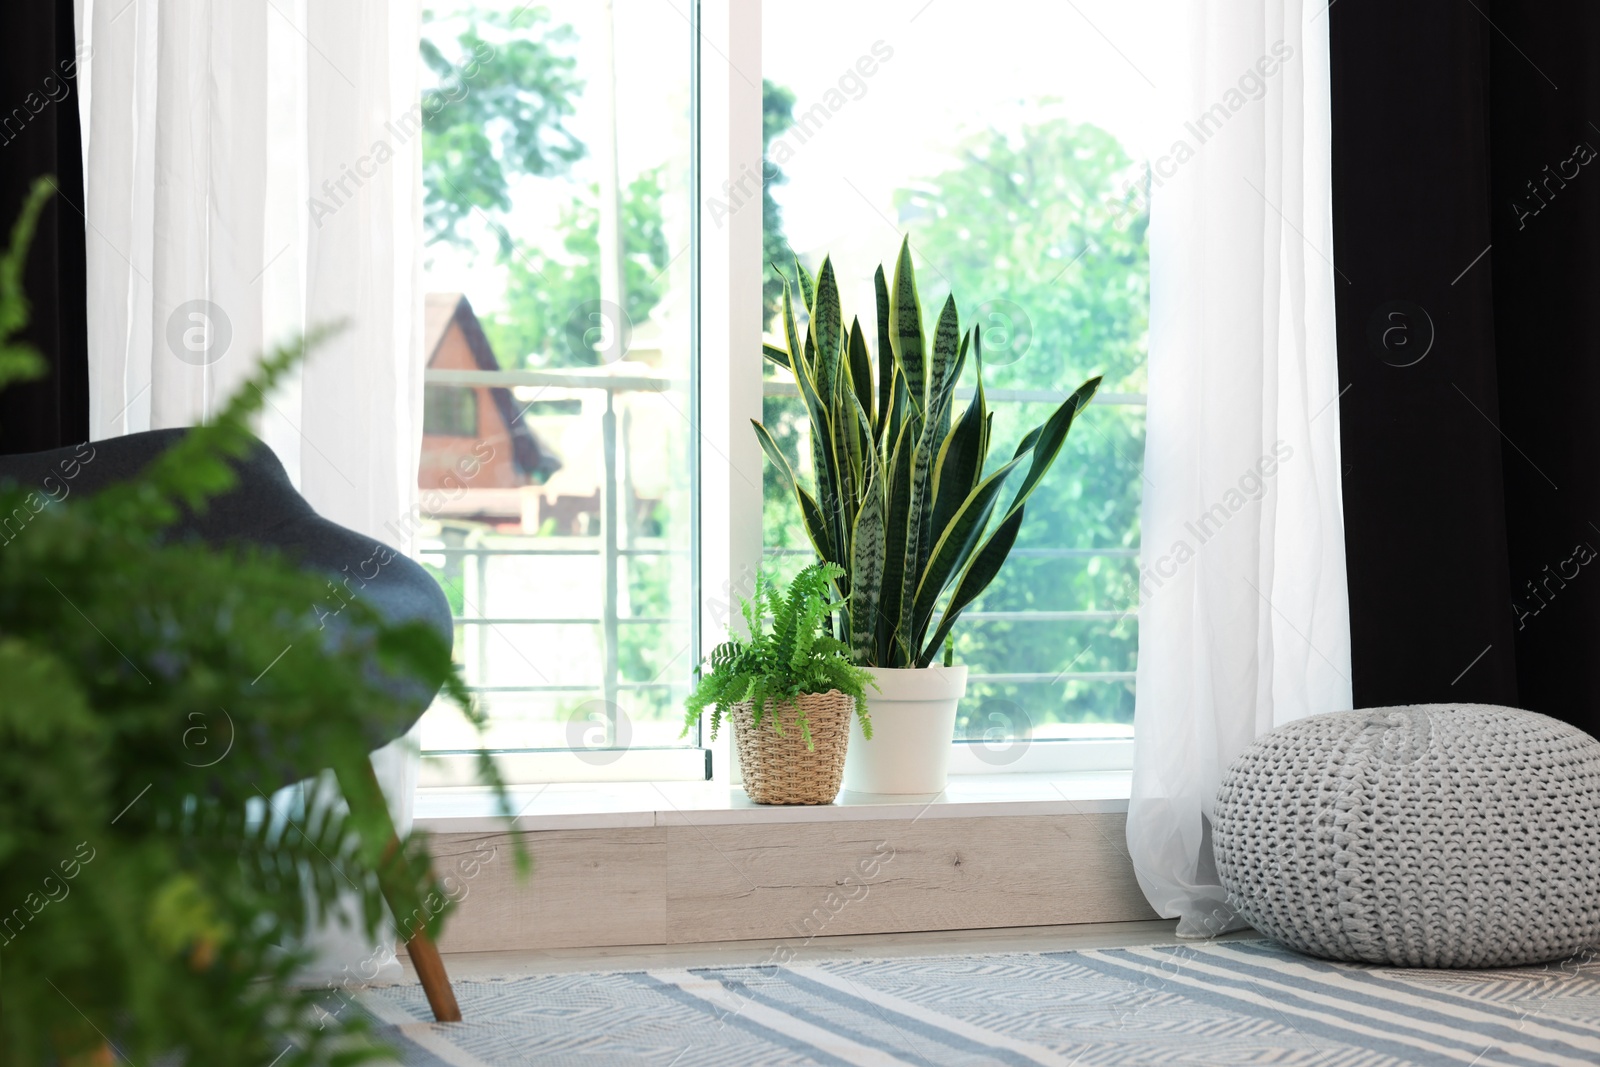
[761,0,1151,741]
[414,0,694,763]
[423,385,480,437]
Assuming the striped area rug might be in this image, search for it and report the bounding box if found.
[358,939,1600,1066]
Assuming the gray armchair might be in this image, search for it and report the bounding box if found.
[0,428,464,1021]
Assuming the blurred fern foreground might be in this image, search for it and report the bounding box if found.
[0,179,514,1065]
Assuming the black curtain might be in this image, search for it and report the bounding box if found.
[1331,1,1600,731]
[0,0,89,454]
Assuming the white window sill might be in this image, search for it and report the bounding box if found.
[413,771,1131,833]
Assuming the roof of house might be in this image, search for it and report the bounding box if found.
[425,293,560,483]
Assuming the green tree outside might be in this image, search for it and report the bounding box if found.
[420,6,586,251]
[762,80,798,330]
[483,170,670,368]
[421,6,671,370]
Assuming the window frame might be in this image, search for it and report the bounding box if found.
[416,0,1136,790]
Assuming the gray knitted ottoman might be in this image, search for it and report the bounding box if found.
[1213,704,1600,967]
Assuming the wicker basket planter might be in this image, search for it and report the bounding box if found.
[730,690,856,805]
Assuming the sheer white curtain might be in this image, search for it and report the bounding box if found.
[75,0,426,978]
[1129,0,1352,935]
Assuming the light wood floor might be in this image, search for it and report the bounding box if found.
[398,919,1249,981]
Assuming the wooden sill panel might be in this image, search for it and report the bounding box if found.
[430,811,1154,954]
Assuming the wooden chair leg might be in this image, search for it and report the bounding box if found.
[339,760,463,1023]
[401,925,462,1023]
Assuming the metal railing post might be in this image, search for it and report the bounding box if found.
[601,389,621,742]
[470,528,490,687]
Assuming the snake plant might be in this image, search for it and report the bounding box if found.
[755,236,1101,669]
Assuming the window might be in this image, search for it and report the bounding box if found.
[413,0,1147,784]
[414,0,700,783]
[423,385,480,437]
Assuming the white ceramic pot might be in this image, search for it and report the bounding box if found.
[841,665,968,795]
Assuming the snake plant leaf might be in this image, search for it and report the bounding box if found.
[909,321,968,601]
[812,256,843,408]
[840,374,876,499]
[927,294,961,405]
[762,342,790,369]
[831,387,860,557]
[929,328,969,453]
[973,337,989,481]
[783,279,846,562]
[851,387,880,480]
[1000,375,1102,525]
[1014,423,1043,458]
[910,452,1030,643]
[793,253,815,313]
[849,480,886,662]
[888,365,909,458]
[875,417,917,661]
[752,418,802,495]
[919,505,1027,667]
[813,424,844,566]
[795,483,836,569]
[780,277,804,380]
[874,265,895,438]
[847,317,874,433]
[927,371,988,548]
[749,419,835,569]
[888,237,925,415]
[896,404,944,644]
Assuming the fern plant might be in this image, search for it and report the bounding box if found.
[755,236,1101,668]
[0,177,521,1066]
[684,563,876,748]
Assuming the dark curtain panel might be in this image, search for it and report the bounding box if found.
[1331,1,1600,731]
[0,0,89,454]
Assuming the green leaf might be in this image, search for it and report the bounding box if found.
[811,255,843,407]
[847,316,874,436]
[926,369,988,559]
[781,278,845,553]
[779,275,806,379]
[873,264,895,442]
[910,453,1028,644]
[849,483,886,662]
[896,398,946,649]
[919,506,1027,667]
[929,328,968,457]
[752,419,801,496]
[753,420,835,565]
[888,236,925,416]
[793,253,816,313]
[1000,375,1102,525]
[829,387,859,575]
[762,342,790,369]
[839,379,877,561]
[926,294,961,410]
[888,366,909,459]
[874,418,917,664]
[795,483,835,566]
[0,177,54,391]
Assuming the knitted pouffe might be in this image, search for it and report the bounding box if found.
[1213,704,1600,967]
